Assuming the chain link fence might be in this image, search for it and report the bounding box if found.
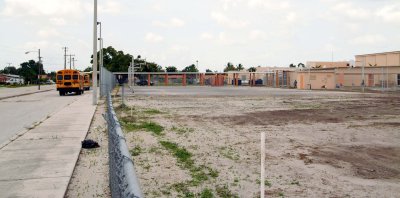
[100,66,117,97]
[101,67,143,198]
[105,93,143,198]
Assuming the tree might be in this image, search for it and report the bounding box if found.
[17,60,38,83]
[182,64,199,72]
[297,63,305,68]
[91,46,133,72]
[223,62,236,72]
[237,63,244,71]
[205,69,213,73]
[247,67,256,72]
[166,66,178,72]
[289,63,296,68]
[137,61,163,72]
[83,66,92,72]
[3,66,18,74]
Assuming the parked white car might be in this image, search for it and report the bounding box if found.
[6,77,24,85]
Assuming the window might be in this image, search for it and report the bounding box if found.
[57,75,63,80]
[64,75,71,80]
[73,75,78,80]
[397,74,400,86]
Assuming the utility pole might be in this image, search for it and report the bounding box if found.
[67,54,75,69]
[72,57,77,69]
[62,47,68,70]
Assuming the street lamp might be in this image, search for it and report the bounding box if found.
[25,49,42,90]
[92,0,98,105]
[97,21,104,97]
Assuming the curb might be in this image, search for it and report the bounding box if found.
[0,89,53,101]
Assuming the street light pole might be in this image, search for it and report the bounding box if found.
[92,0,98,105]
[38,49,41,90]
[97,21,103,97]
[25,49,42,90]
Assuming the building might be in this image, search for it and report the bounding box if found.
[306,61,350,68]
[296,51,400,90]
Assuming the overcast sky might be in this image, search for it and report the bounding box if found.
[0,0,399,72]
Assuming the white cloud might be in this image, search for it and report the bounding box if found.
[249,30,267,41]
[99,0,122,14]
[1,0,90,17]
[211,12,248,28]
[331,2,369,19]
[200,32,214,40]
[350,34,386,45]
[376,3,400,23]
[49,17,66,26]
[170,45,188,52]
[152,18,185,28]
[145,32,164,43]
[247,0,290,10]
[37,28,61,38]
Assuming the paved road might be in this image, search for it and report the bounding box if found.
[0,88,82,146]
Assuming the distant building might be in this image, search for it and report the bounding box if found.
[296,51,400,90]
[355,51,400,67]
[306,61,350,68]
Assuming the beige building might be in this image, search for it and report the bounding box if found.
[355,51,400,67]
[306,61,349,68]
[296,51,400,90]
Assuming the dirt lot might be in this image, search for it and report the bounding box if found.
[115,86,400,197]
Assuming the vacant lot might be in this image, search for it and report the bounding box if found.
[114,86,400,198]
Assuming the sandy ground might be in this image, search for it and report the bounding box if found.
[115,87,400,198]
[65,99,110,198]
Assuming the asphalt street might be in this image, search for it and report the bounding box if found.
[0,88,82,146]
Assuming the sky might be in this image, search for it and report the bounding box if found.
[0,0,399,72]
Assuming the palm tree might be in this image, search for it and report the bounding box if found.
[237,63,244,71]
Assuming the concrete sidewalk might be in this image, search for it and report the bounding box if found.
[0,85,55,100]
[0,92,96,197]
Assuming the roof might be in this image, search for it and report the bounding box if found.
[355,51,400,57]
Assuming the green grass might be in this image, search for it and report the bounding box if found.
[215,185,238,198]
[171,126,195,134]
[256,179,272,187]
[143,108,163,114]
[219,147,240,161]
[160,141,193,166]
[124,121,164,135]
[160,140,219,190]
[200,188,214,198]
[130,146,142,156]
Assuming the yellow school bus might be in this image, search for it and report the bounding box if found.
[56,69,84,96]
[83,74,90,90]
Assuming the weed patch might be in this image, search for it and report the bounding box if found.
[123,121,164,135]
[215,185,238,198]
[143,108,163,114]
[130,146,142,156]
[199,188,214,198]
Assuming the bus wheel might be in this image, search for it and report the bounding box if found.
[59,91,64,96]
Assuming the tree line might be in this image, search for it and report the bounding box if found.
[0,60,55,83]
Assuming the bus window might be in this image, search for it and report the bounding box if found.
[64,75,72,80]
[73,75,78,80]
[57,75,63,80]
